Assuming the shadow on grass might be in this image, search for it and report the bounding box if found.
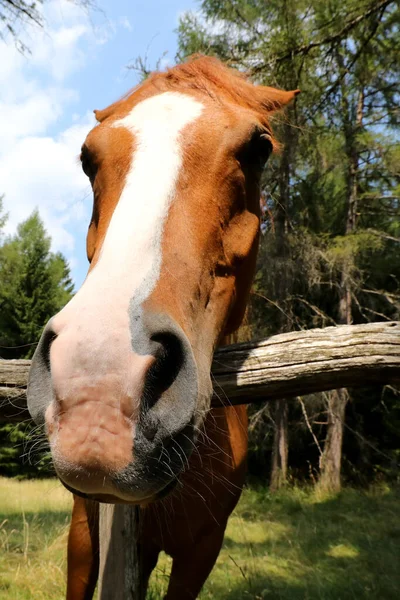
[206,572,399,600]
[211,486,400,600]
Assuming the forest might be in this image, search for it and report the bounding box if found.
[176,0,400,493]
[0,205,74,476]
[0,0,399,496]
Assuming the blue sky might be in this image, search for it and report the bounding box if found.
[0,0,197,288]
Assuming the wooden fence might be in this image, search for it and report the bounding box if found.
[1,321,400,419]
[1,321,399,598]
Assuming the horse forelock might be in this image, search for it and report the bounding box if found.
[94,55,299,150]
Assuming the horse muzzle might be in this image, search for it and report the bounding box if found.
[27,310,205,502]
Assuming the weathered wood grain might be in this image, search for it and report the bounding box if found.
[99,504,142,600]
[211,321,400,405]
[0,322,399,421]
[0,359,30,387]
[0,358,31,421]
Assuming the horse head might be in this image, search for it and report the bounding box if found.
[27,56,298,503]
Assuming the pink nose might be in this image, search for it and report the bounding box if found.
[27,312,199,502]
[46,394,135,495]
[46,333,155,495]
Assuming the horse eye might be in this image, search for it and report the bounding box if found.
[249,132,273,169]
[80,148,97,183]
[238,131,273,171]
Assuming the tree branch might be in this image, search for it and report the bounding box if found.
[272,0,393,65]
[366,228,400,244]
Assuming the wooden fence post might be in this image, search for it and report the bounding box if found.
[98,504,142,600]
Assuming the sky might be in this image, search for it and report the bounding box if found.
[0,0,197,289]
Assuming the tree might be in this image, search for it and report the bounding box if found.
[177,0,400,490]
[0,0,42,49]
[0,209,73,477]
[304,0,399,492]
[0,195,7,235]
[0,210,73,359]
[0,0,95,52]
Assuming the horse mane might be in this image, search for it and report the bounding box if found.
[94,55,299,136]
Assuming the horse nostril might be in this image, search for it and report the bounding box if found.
[143,332,184,408]
[39,324,57,369]
[27,320,58,425]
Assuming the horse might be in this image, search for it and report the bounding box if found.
[27,55,298,598]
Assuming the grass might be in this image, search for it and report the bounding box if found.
[0,478,72,599]
[0,478,399,599]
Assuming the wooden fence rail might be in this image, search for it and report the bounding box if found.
[0,321,399,599]
[1,322,399,423]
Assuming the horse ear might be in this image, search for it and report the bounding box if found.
[94,106,115,123]
[94,109,105,123]
[260,87,300,111]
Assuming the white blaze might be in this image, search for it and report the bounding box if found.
[103,91,204,300]
[51,92,203,381]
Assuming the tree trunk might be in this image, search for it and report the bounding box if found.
[270,398,289,491]
[318,388,348,493]
[319,270,352,492]
[318,275,351,493]
[318,61,364,493]
[268,39,302,488]
[269,124,291,491]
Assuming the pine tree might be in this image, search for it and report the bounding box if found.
[0,210,73,360]
[0,209,74,477]
[0,196,7,234]
[177,0,400,489]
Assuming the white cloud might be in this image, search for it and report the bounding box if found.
[31,23,89,81]
[119,16,133,32]
[0,113,95,253]
[0,0,118,285]
[1,88,79,148]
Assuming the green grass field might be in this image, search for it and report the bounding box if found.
[0,478,399,599]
